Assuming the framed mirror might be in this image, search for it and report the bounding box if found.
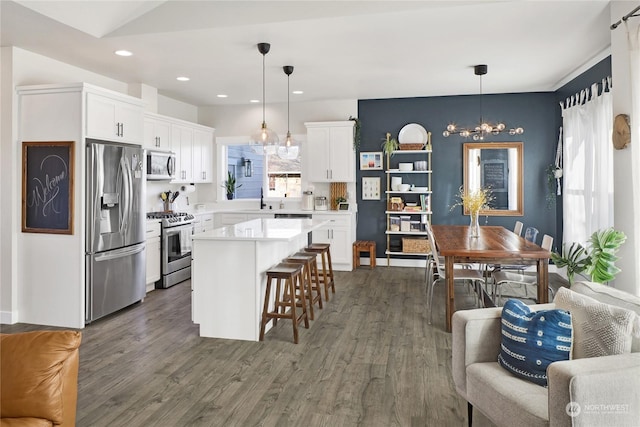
[463,142,523,216]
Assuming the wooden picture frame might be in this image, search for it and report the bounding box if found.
[360,151,383,170]
[22,141,74,234]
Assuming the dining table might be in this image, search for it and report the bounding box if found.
[430,225,552,332]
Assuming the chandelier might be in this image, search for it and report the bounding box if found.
[442,64,523,141]
[277,65,300,160]
[250,42,279,154]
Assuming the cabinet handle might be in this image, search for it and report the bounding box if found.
[120,123,124,137]
[115,123,120,136]
[156,136,160,147]
[202,171,206,180]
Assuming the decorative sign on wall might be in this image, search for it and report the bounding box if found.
[22,141,75,234]
[362,177,381,200]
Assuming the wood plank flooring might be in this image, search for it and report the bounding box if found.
[1,267,480,427]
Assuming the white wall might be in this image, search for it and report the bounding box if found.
[158,94,198,123]
[198,99,357,136]
[611,1,639,296]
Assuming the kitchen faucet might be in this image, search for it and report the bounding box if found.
[260,188,267,210]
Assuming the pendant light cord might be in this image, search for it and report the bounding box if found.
[287,73,290,133]
[262,53,266,125]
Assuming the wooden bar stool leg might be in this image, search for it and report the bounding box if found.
[294,270,310,329]
[326,248,335,294]
[319,252,330,300]
[286,276,299,344]
[260,275,273,341]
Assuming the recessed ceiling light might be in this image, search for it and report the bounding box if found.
[292,90,304,95]
[114,50,132,57]
[217,94,228,98]
[249,99,260,103]
[176,76,190,82]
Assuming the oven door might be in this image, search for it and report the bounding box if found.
[162,223,193,274]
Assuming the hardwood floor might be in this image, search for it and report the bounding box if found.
[1,267,480,427]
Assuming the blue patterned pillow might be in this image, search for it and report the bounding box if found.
[498,299,573,387]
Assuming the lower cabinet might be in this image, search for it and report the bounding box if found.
[311,213,356,271]
[193,213,214,234]
[145,221,161,292]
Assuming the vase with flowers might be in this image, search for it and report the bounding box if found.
[450,186,494,237]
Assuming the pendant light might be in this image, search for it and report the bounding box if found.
[277,65,300,160]
[250,42,279,154]
[442,65,524,141]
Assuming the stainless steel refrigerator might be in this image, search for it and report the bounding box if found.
[85,139,146,322]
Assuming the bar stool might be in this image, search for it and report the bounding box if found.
[285,253,323,320]
[305,243,335,301]
[259,263,309,344]
[353,240,376,269]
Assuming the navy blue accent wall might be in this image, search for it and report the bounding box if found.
[356,56,612,259]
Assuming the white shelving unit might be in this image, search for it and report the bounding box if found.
[385,148,432,264]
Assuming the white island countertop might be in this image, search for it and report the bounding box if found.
[191,218,327,242]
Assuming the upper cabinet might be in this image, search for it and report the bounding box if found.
[86,91,144,144]
[143,113,215,184]
[144,115,172,150]
[305,121,355,182]
[171,123,194,183]
[193,128,214,183]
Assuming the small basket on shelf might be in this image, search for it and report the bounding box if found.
[402,237,431,254]
[398,143,425,151]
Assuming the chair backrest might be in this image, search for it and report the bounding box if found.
[524,227,539,244]
[426,224,442,271]
[541,234,553,251]
[513,221,524,236]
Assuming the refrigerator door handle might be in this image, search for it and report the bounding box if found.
[119,155,133,234]
[94,242,145,262]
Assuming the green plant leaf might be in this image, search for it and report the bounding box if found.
[586,227,626,283]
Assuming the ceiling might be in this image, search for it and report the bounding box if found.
[1,1,618,107]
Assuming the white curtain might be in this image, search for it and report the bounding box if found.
[561,79,614,246]
[627,22,640,294]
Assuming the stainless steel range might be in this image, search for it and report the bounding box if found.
[147,211,195,288]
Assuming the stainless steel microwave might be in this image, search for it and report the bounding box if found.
[146,150,176,180]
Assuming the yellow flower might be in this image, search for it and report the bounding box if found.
[450,186,494,213]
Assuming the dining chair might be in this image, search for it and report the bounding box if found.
[426,225,486,324]
[491,234,554,304]
[513,220,524,237]
[523,226,539,244]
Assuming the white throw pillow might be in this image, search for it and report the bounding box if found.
[554,287,640,359]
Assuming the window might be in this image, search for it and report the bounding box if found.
[226,144,301,199]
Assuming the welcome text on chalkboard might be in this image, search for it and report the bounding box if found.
[22,141,75,234]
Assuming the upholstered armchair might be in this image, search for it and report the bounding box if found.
[1,330,82,426]
[452,281,640,427]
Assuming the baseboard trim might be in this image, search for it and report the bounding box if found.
[0,310,17,325]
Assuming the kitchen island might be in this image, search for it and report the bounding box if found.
[191,218,328,341]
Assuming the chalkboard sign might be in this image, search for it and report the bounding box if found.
[481,160,508,191]
[22,141,74,234]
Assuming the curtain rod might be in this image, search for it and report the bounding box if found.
[610,5,640,30]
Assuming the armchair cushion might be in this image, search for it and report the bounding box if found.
[554,287,640,358]
[498,299,572,386]
[0,330,81,426]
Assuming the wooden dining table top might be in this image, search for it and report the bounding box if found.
[430,225,551,261]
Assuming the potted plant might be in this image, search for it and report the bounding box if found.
[381,132,399,156]
[551,227,627,284]
[222,171,242,200]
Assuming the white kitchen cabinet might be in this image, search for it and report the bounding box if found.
[145,221,161,292]
[193,213,214,234]
[192,128,214,183]
[144,114,172,150]
[171,123,194,183]
[86,91,144,144]
[311,213,356,271]
[305,121,355,182]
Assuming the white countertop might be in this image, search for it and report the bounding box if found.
[191,218,328,242]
